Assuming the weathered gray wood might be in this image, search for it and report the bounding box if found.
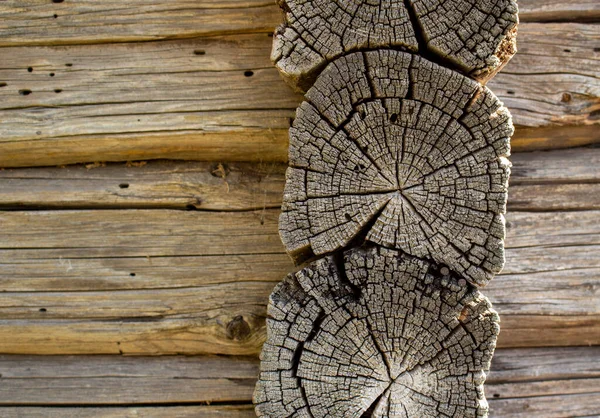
[518,0,600,22]
[280,50,512,286]
[0,347,597,415]
[255,245,499,417]
[0,25,597,167]
[272,0,517,90]
[0,161,286,210]
[0,407,257,418]
[0,0,588,48]
[0,148,598,211]
[0,0,282,47]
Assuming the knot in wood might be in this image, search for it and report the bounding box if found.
[280,50,512,286]
[254,245,499,417]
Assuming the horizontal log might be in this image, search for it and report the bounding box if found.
[0,24,598,167]
[0,207,598,355]
[0,347,598,417]
[0,1,594,48]
[0,406,256,418]
[516,0,600,22]
[1,147,599,211]
[0,0,282,47]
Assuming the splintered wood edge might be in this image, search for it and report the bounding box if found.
[279,50,512,287]
[254,245,499,417]
[272,0,518,91]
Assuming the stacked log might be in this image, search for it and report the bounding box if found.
[256,0,519,416]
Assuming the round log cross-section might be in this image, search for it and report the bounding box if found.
[254,245,500,417]
[272,0,518,91]
[279,50,512,286]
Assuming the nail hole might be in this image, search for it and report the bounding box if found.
[390,113,398,123]
[0,82,7,87]
[54,89,62,93]
[129,273,136,277]
[564,49,571,53]
[118,183,129,189]
[49,73,55,77]
[52,0,64,3]
[193,49,206,56]
[507,90,515,95]
[19,89,32,96]
[39,308,47,312]
[65,63,73,67]
[493,394,500,398]
[27,67,33,72]
[244,70,254,77]
[53,14,58,18]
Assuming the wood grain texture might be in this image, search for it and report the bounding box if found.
[0,347,598,417]
[0,24,598,167]
[1,147,599,211]
[0,407,257,418]
[255,246,499,417]
[0,207,598,355]
[0,0,590,47]
[517,0,600,22]
[279,49,512,286]
[0,0,282,47]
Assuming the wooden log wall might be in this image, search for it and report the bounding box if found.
[0,1,599,416]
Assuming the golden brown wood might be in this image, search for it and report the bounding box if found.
[0,207,598,355]
[0,25,598,167]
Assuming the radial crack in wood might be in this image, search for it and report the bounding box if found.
[272,0,518,91]
[254,245,499,417]
[279,50,512,286]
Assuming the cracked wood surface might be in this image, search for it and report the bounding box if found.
[0,24,598,167]
[255,246,499,417]
[272,0,517,91]
[280,50,512,286]
[0,346,598,417]
[0,147,599,211]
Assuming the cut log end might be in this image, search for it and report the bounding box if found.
[272,0,518,91]
[279,50,513,287]
[254,245,500,417]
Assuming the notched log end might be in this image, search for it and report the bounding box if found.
[255,245,500,417]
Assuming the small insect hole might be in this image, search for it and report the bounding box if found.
[186,204,198,211]
[594,48,600,52]
[344,213,352,221]
[493,394,500,398]
[39,308,47,312]
[564,49,571,53]
[19,89,32,96]
[390,113,398,123]
[65,63,73,67]
[118,183,129,189]
[27,67,33,72]
[53,14,58,18]
[244,70,254,77]
[49,73,55,77]
[193,50,206,56]
[54,89,62,93]
[129,273,136,277]
[52,0,65,3]
[0,82,7,87]
[507,90,515,95]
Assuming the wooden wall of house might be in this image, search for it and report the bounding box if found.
[0,1,599,416]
